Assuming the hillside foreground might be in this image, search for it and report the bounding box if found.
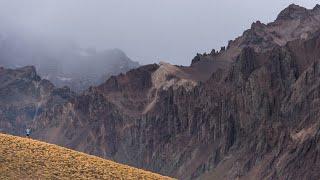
[0,133,173,180]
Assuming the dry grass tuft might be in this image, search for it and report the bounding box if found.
[0,133,174,180]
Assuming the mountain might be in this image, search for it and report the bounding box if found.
[0,133,172,179]
[0,31,139,92]
[1,4,320,180]
[0,66,74,136]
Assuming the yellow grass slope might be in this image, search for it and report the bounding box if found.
[0,133,173,180]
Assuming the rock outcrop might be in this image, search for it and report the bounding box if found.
[0,66,75,136]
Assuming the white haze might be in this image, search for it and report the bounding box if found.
[0,0,319,65]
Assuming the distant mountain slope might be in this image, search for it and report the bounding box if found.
[0,31,139,92]
[0,66,74,136]
[0,133,172,180]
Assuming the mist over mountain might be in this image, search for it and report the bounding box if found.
[0,0,318,65]
[2,3,320,180]
[3,1,320,180]
[0,30,139,91]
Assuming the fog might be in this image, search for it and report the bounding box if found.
[0,0,319,65]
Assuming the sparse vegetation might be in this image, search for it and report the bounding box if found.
[0,133,173,180]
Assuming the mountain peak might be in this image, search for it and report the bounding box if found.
[250,20,266,29]
[313,4,320,11]
[276,4,308,20]
[14,66,40,81]
[18,65,36,73]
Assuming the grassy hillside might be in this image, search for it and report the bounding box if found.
[0,133,173,179]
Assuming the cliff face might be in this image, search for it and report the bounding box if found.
[1,4,320,180]
[37,38,320,180]
[0,65,77,138]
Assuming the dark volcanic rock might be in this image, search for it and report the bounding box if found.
[276,4,308,20]
[191,53,202,65]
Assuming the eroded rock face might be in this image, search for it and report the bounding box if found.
[190,3,320,81]
[30,36,320,179]
[1,4,320,180]
[0,66,75,136]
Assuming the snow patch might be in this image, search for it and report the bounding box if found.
[57,76,72,82]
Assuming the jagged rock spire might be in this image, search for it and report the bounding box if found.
[276,4,308,20]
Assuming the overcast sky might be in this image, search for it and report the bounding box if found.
[0,0,319,65]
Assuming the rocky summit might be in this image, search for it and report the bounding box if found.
[1,4,320,180]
